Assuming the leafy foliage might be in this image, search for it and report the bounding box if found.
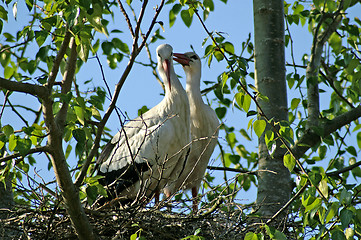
[0,0,361,239]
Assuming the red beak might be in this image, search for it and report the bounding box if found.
[163,59,171,91]
[173,53,190,66]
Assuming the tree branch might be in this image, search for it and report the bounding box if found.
[0,146,50,163]
[292,104,361,160]
[306,9,343,128]
[117,0,135,38]
[0,77,48,99]
[207,166,276,176]
[55,37,77,128]
[327,160,361,177]
[45,31,72,90]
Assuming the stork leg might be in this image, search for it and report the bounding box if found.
[155,189,160,204]
[192,187,198,213]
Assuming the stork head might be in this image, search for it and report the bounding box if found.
[173,52,201,78]
[156,44,174,91]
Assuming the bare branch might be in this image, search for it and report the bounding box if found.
[138,0,165,51]
[117,0,135,38]
[327,160,361,177]
[0,146,50,163]
[45,31,72,90]
[0,77,48,99]
[207,166,276,176]
[55,36,77,128]
[292,104,361,160]
[306,9,343,128]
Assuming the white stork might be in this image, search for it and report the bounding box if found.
[96,44,191,205]
[166,52,219,212]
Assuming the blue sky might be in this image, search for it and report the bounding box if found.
[1,1,360,206]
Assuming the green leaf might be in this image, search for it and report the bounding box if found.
[265,225,287,240]
[325,202,339,223]
[101,41,113,55]
[86,185,98,205]
[0,5,8,22]
[331,229,346,240]
[72,128,86,144]
[138,105,149,116]
[15,138,32,156]
[169,4,182,27]
[65,144,72,159]
[290,98,300,110]
[340,209,353,229]
[74,106,85,125]
[2,125,14,138]
[223,42,234,54]
[244,232,259,240]
[34,30,48,47]
[345,146,357,157]
[203,0,214,11]
[112,38,129,54]
[4,66,15,79]
[253,119,266,137]
[215,107,226,119]
[319,178,328,199]
[239,129,251,141]
[180,9,193,28]
[247,110,257,117]
[25,0,34,11]
[226,132,237,149]
[283,154,295,172]
[8,134,16,151]
[243,94,251,112]
[318,145,327,159]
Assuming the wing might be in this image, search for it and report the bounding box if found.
[98,114,178,200]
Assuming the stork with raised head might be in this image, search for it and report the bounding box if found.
[96,44,191,205]
[166,52,219,212]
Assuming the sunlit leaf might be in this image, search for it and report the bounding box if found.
[283,154,295,172]
[253,119,266,137]
[8,134,16,151]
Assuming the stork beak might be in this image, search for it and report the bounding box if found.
[163,59,171,91]
[173,53,190,66]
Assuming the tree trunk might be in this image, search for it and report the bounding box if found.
[253,0,291,221]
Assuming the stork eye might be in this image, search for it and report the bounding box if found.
[158,53,161,58]
[190,55,198,60]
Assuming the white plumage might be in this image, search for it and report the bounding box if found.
[97,44,191,205]
[166,52,219,212]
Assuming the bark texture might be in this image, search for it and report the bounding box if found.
[253,0,291,220]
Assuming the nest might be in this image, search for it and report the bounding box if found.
[0,197,252,240]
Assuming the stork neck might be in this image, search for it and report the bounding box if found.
[185,70,202,104]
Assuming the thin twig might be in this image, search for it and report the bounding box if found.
[117,0,135,38]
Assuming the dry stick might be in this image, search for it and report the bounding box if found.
[74,0,166,187]
[266,184,307,225]
[207,166,275,176]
